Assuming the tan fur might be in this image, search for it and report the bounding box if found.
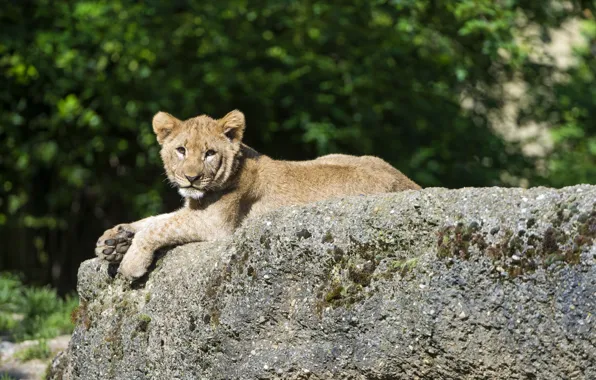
[96,110,421,279]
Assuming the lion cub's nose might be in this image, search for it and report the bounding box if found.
[185,174,202,183]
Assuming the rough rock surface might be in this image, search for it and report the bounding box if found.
[54,186,596,379]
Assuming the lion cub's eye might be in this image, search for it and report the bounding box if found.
[205,149,216,158]
[176,147,186,155]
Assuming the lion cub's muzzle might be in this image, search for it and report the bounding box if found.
[178,177,211,191]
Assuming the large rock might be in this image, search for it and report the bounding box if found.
[54,186,596,379]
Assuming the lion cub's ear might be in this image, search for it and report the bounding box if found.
[219,110,245,144]
[152,112,180,145]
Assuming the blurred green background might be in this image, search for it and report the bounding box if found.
[0,0,595,296]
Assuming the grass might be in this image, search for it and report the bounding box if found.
[0,273,78,342]
[14,340,52,361]
[0,374,17,380]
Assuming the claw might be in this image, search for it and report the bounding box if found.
[105,239,116,246]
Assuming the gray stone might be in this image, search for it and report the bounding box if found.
[52,186,596,379]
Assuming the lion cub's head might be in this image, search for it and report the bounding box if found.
[152,110,246,200]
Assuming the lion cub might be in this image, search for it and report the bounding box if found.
[96,110,420,279]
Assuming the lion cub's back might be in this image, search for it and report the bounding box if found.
[314,154,421,192]
[245,154,419,218]
[262,153,420,202]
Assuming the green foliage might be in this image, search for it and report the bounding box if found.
[0,273,78,341]
[536,20,596,186]
[0,1,594,291]
[0,273,21,332]
[17,288,78,341]
[0,374,17,380]
[14,340,52,361]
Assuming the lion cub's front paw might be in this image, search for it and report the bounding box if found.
[95,224,135,263]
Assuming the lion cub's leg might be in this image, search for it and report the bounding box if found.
[118,209,231,280]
